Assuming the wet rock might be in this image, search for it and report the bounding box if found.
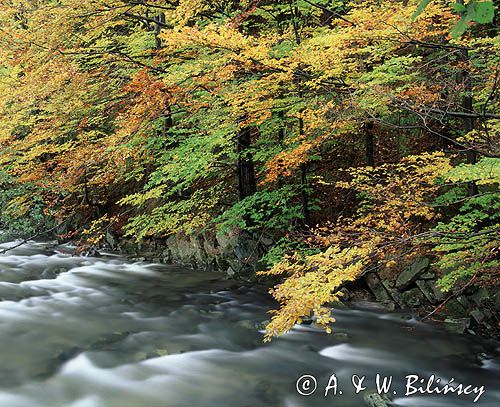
[444,317,470,334]
[339,288,351,301]
[420,271,435,280]
[456,295,470,309]
[431,283,446,302]
[442,299,467,318]
[84,247,101,257]
[401,288,425,308]
[365,273,390,302]
[470,309,486,324]
[364,392,391,407]
[256,319,270,330]
[331,332,349,340]
[416,280,438,304]
[382,280,405,308]
[105,231,116,250]
[494,292,500,312]
[41,267,67,279]
[471,287,489,306]
[395,256,430,290]
[382,301,396,311]
[235,235,260,263]
[236,320,255,330]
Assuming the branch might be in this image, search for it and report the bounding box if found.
[0,223,62,255]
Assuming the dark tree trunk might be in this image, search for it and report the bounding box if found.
[277,110,286,188]
[462,55,478,196]
[300,163,310,226]
[299,118,310,226]
[278,110,285,146]
[162,105,173,139]
[237,126,257,201]
[365,121,375,167]
[154,13,166,49]
[457,1,478,197]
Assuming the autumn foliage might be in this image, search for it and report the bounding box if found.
[0,0,498,339]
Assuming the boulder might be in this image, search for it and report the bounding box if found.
[381,280,405,308]
[395,256,430,290]
[442,299,467,318]
[470,309,486,324]
[416,280,438,304]
[364,273,390,302]
[401,288,425,308]
[431,283,446,302]
[105,231,116,250]
[420,271,435,280]
[444,318,470,334]
[495,292,500,313]
[471,287,489,306]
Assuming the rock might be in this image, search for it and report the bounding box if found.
[339,288,351,301]
[365,273,390,302]
[382,280,405,308]
[42,267,67,279]
[470,309,486,324]
[84,247,101,257]
[420,271,435,280]
[401,288,425,308]
[331,332,349,340]
[471,287,489,306]
[442,299,467,318]
[431,283,446,302]
[226,266,236,277]
[444,318,470,334]
[456,295,470,309]
[105,231,116,250]
[235,235,260,263]
[395,256,430,290]
[364,392,391,407]
[236,320,255,330]
[494,292,500,313]
[256,320,270,330]
[382,301,396,311]
[416,280,438,304]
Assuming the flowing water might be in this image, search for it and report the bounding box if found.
[0,240,498,407]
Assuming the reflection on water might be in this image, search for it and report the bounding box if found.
[0,240,498,406]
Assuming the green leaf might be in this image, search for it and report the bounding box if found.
[450,2,467,13]
[450,15,470,38]
[472,1,495,23]
[412,0,433,20]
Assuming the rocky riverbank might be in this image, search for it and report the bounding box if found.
[361,256,499,338]
[104,230,499,340]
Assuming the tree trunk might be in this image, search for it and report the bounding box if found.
[154,13,165,49]
[461,53,478,196]
[299,118,310,225]
[300,163,310,225]
[457,1,478,197]
[237,126,257,201]
[365,121,375,167]
[277,110,286,188]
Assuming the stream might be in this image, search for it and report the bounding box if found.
[0,240,499,406]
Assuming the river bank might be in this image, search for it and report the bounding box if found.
[92,230,500,342]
